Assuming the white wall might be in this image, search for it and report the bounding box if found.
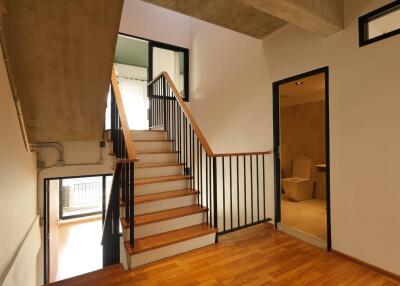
[263,0,400,275]
[36,141,113,285]
[120,0,190,48]
[120,0,276,218]
[0,45,38,285]
[48,180,59,282]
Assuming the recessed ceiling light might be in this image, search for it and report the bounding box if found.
[295,81,303,85]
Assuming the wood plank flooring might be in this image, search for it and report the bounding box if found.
[121,223,399,285]
[47,223,399,285]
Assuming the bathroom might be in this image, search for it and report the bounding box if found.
[278,71,328,246]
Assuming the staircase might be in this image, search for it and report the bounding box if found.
[120,130,217,268]
[102,67,271,271]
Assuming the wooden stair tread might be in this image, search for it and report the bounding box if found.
[135,162,184,169]
[135,175,190,185]
[46,264,124,285]
[135,189,199,204]
[121,205,207,227]
[124,223,217,255]
[137,150,179,154]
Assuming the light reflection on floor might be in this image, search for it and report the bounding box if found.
[56,218,103,281]
[281,195,327,240]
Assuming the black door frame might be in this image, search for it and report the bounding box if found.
[43,173,112,284]
[272,66,332,250]
[118,32,190,101]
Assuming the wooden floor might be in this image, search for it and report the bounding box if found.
[47,223,399,286]
[120,223,399,286]
[55,218,102,281]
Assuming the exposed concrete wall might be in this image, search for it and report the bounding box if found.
[0,37,38,286]
[1,0,123,142]
[141,0,286,39]
[239,0,343,36]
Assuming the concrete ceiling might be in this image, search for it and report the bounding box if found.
[0,0,124,143]
[142,0,287,39]
[141,0,343,38]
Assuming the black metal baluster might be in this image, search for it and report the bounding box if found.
[163,77,167,128]
[263,154,266,220]
[205,153,209,223]
[178,106,181,162]
[199,142,202,206]
[209,156,212,225]
[250,155,254,223]
[229,156,233,230]
[244,155,247,225]
[172,101,176,151]
[222,156,226,232]
[184,117,187,172]
[256,154,260,221]
[190,126,193,189]
[236,156,240,228]
[129,162,134,247]
[213,156,218,240]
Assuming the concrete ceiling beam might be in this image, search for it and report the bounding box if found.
[238,0,344,36]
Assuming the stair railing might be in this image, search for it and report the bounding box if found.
[148,72,272,240]
[102,67,138,267]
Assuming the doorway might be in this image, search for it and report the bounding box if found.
[43,174,112,284]
[273,67,331,249]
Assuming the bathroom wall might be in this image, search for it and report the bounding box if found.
[280,100,326,199]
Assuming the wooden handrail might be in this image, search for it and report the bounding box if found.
[111,67,138,161]
[151,72,273,158]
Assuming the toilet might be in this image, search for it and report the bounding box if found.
[281,157,315,202]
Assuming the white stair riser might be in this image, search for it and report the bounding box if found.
[135,141,172,152]
[123,212,206,240]
[120,195,197,217]
[131,131,166,141]
[136,179,189,196]
[128,233,216,268]
[135,165,183,178]
[137,153,177,164]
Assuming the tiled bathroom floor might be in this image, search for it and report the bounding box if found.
[281,195,327,240]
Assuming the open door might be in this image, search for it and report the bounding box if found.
[273,67,331,250]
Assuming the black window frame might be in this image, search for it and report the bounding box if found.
[118,32,190,102]
[58,174,112,220]
[359,0,400,47]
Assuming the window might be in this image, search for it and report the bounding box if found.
[149,41,189,101]
[359,1,400,47]
[59,174,112,220]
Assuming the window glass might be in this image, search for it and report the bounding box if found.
[60,176,103,219]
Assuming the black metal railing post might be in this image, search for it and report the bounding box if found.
[163,76,167,129]
[212,157,218,242]
[129,161,135,247]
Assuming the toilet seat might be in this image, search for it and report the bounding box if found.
[282,177,308,183]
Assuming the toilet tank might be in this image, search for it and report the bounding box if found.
[293,157,314,179]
